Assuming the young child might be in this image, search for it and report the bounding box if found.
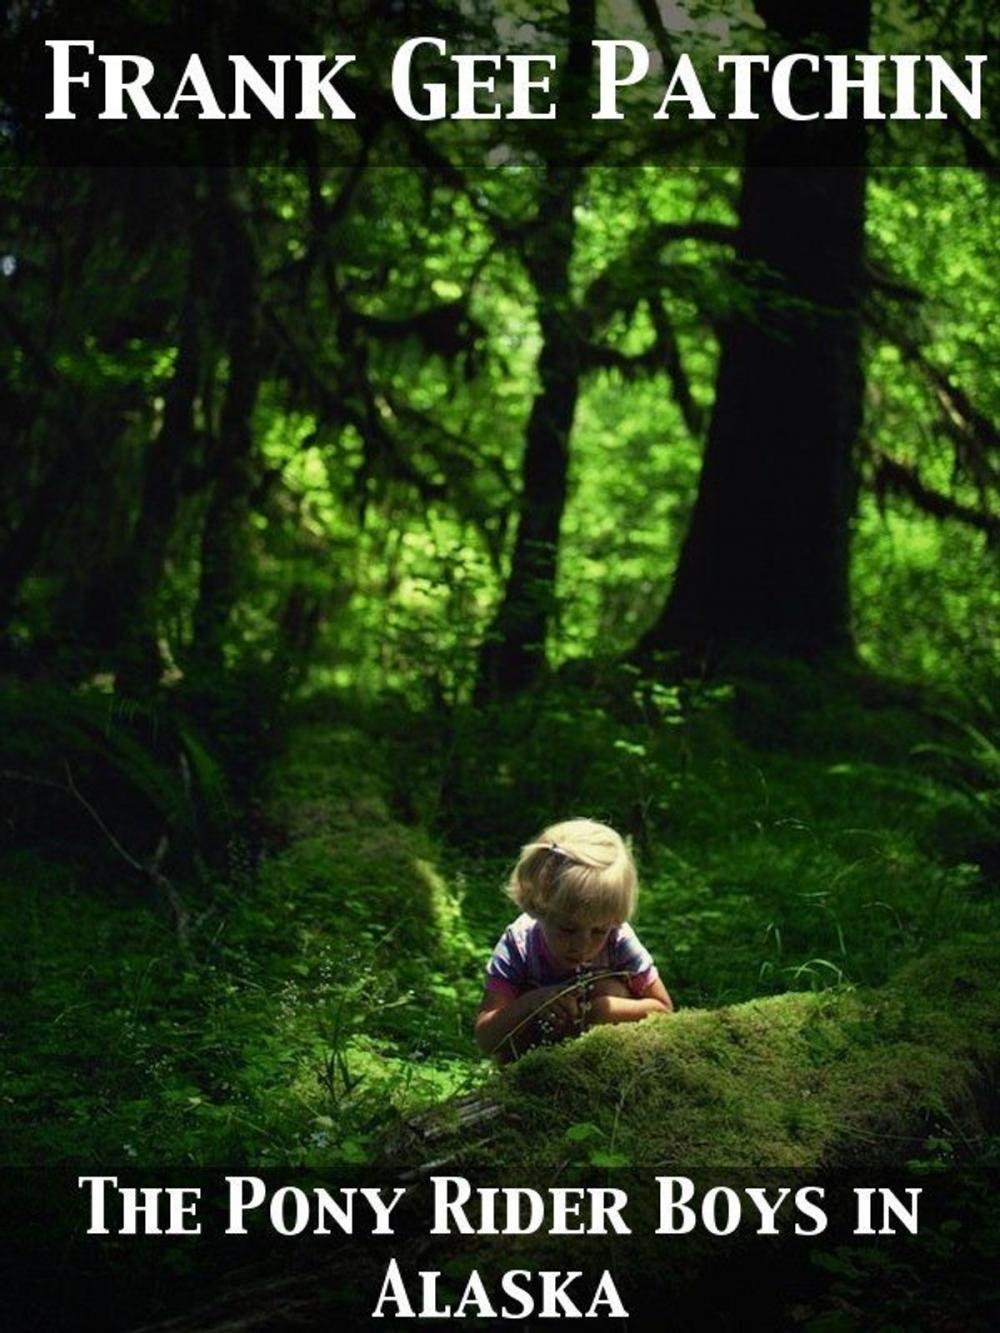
[476,818,673,1061]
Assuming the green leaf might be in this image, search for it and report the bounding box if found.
[588,1150,630,1168]
[564,1121,603,1143]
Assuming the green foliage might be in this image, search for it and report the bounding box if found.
[7,667,996,1173]
[1,47,997,1191]
[0,697,484,1168]
[802,1149,1000,1332]
[2,18,997,1333]
[4,155,996,701]
[0,681,231,879]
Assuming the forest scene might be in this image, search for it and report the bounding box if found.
[2,0,998,1328]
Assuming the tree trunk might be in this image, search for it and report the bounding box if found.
[474,175,582,701]
[0,452,85,634]
[474,1,595,703]
[188,180,263,677]
[115,207,208,696]
[637,0,871,666]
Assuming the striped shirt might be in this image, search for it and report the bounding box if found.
[485,912,659,999]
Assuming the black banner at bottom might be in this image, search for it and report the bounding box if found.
[4,1167,998,1330]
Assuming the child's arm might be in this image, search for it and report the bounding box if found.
[588,975,673,1025]
[475,985,579,1061]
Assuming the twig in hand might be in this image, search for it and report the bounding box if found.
[493,969,632,1061]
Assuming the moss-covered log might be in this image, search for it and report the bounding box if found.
[133,936,1000,1333]
[261,707,478,974]
[411,935,1000,1172]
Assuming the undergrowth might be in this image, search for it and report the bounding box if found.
[2,664,997,1169]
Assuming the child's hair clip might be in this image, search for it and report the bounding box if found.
[549,842,566,857]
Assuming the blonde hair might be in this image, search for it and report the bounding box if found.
[507,818,637,925]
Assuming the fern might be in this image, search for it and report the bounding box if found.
[1,681,232,867]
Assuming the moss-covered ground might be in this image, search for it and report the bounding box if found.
[2,670,998,1171]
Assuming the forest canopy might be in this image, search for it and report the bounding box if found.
[1,0,997,1213]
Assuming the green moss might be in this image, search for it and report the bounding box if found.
[262,715,477,969]
[467,937,1000,1172]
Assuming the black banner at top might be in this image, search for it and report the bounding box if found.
[1,0,995,168]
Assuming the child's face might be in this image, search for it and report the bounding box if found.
[540,914,615,970]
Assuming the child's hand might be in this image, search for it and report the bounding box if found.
[539,985,580,1032]
[588,975,631,1001]
[588,976,673,1027]
[513,985,580,1050]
